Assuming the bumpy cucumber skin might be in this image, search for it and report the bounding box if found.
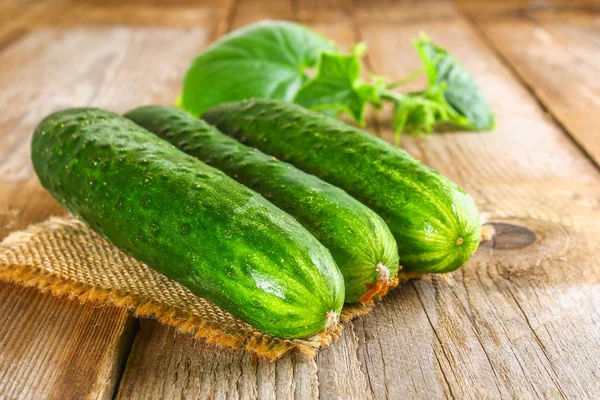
[125,105,399,303]
[31,108,344,339]
[203,100,481,274]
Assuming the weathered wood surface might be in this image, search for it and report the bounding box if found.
[0,284,134,400]
[458,1,600,166]
[0,0,599,399]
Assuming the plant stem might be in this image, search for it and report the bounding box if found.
[385,67,425,89]
[378,89,403,103]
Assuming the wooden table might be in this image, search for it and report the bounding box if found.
[1,0,599,398]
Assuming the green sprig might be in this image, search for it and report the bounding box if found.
[178,21,495,141]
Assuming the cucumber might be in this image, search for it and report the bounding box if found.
[125,105,400,303]
[203,99,481,273]
[31,108,344,339]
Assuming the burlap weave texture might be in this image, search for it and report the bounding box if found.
[0,215,374,359]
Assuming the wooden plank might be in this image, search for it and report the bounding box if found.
[457,0,599,14]
[36,0,233,28]
[116,320,320,400]
[0,1,30,49]
[458,4,600,168]
[230,0,293,29]
[0,18,226,399]
[0,0,232,55]
[0,0,59,47]
[0,283,134,400]
[353,0,457,23]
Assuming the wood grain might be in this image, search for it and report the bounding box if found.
[457,0,599,14]
[117,320,321,400]
[459,2,600,167]
[1,0,599,399]
[0,283,135,400]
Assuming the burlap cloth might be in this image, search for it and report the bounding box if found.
[0,215,388,359]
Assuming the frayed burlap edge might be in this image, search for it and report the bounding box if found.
[0,216,375,359]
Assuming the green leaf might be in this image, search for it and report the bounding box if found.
[178,20,336,116]
[381,84,470,143]
[294,51,379,125]
[413,34,495,130]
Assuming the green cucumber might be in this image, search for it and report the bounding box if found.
[125,105,400,303]
[203,99,481,273]
[31,107,344,339]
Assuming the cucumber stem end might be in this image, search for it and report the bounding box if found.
[325,310,339,331]
[358,263,402,303]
